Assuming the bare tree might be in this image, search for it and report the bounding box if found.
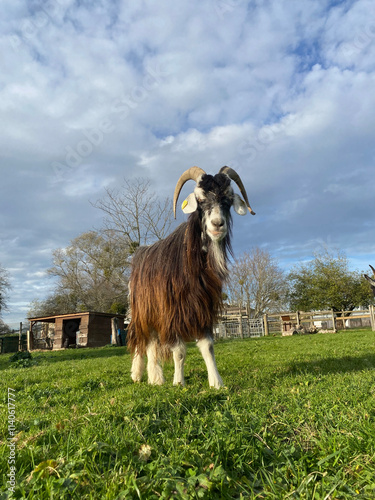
[0,319,12,335]
[31,179,173,317]
[28,293,80,318]
[0,265,11,317]
[47,231,130,313]
[226,248,288,317]
[92,178,174,252]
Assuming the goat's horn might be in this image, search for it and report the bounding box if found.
[219,166,256,215]
[173,166,206,219]
[370,264,375,278]
[364,273,375,289]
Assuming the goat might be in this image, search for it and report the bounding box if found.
[364,265,375,297]
[127,166,255,388]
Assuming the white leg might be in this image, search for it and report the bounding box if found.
[197,337,223,389]
[131,349,145,382]
[146,337,165,385]
[171,341,187,386]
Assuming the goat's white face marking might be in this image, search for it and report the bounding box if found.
[195,184,233,242]
[204,204,228,242]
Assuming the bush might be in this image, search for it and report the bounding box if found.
[9,350,37,368]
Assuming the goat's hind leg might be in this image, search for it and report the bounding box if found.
[131,348,146,383]
[197,336,223,389]
[171,341,186,386]
[146,335,165,385]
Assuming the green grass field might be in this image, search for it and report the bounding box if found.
[1,330,375,499]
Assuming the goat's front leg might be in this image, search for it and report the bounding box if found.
[197,336,223,389]
[131,348,145,382]
[146,336,165,385]
[171,341,187,386]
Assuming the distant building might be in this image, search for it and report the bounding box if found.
[28,311,126,350]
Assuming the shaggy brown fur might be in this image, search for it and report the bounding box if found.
[127,209,232,356]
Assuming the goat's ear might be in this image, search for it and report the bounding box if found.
[233,194,247,215]
[181,193,198,214]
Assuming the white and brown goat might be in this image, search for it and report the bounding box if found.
[127,166,255,388]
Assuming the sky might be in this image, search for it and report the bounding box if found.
[1,0,375,328]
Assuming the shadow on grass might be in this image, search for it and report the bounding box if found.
[0,345,129,370]
[284,353,375,377]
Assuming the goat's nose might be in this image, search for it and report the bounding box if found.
[212,218,225,229]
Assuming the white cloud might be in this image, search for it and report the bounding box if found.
[61,165,115,197]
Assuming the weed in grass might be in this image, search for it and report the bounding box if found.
[8,351,38,369]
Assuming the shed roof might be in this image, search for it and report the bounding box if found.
[29,311,126,323]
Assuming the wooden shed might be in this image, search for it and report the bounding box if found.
[28,312,126,350]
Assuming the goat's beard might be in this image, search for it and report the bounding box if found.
[201,216,233,280]
[208,239,227,278]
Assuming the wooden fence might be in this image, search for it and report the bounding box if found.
[215,306,375,339]
[263,306,375,336]
[0,334,27,354]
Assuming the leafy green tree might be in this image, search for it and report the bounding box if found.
[288,249,374,312]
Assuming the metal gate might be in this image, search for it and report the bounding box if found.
[247,318,264,337]
[214,317,264,339]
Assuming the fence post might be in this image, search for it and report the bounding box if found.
[370,305,375,332]
[331,309,336,331]
[341,311,346,330]
[27,330,33,351]
[263,313,269,336]
[19,322,23,351]
[296,310,300,327]
[111,317,119,345]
